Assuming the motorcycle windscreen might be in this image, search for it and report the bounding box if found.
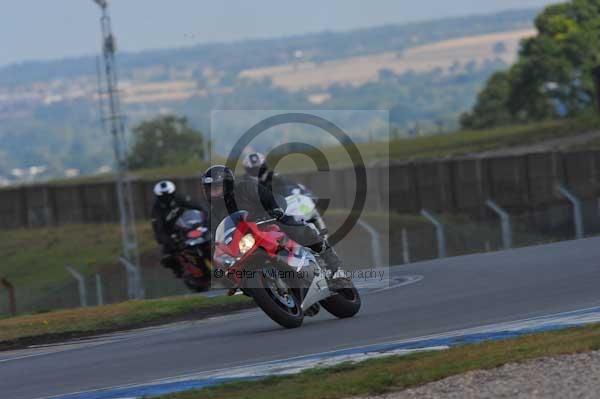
[214,210,249,246]
[175,209,207,230]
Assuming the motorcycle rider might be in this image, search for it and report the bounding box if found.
[201,165,342,274]
[243,151,327,236]
[242,151,304,196]
[152,180,208,277]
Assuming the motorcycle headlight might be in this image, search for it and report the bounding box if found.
[238,233,255,254]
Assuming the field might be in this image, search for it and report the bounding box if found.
[100,28,536,105]
[114,28,537,104]
[239,29,535,91]
[0,223,156,314]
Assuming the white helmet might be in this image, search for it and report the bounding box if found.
[154,180,176,201]
[242,152,267,177]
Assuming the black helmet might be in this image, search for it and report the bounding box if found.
[242,152,267,178]
[153,180,176,205]
[201,165,234,200]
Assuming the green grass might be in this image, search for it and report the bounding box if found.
[157,323,600,399]
[568,135,600,151]
[389,116,600,159]
[0,223,158,314]
[0,223,153,287]
[132,159,215,179]
[0,294,251,345]
[49,158,213,185]
[165,116,598,176]
[304,115,600,171]
[43,116,600,183]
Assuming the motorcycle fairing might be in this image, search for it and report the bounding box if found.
[213,210,332,309]
[301,266,331,311]
[276,243,317,272]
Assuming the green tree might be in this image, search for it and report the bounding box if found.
[460,71,513,129]
[127,115,204,170]
[463,0,600,128]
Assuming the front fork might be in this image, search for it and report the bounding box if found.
[312,214,328,239]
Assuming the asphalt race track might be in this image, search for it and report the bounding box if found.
[2,237,600,399]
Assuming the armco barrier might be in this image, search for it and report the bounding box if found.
[2,150,600,229]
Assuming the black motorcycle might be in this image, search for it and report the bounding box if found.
[172,209,213,292]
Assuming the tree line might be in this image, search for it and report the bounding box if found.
[461,0,600,129]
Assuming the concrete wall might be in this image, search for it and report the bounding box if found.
[2,150,600,229]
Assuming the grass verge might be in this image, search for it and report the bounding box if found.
[388,115,600,159]
[156,323,600,399]
[311,114,600,170]
[0,294,253,350]
[44,116,600,182]
[0,222,158,314]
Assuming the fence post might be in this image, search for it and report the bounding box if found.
[95,273,104,306]
[421,209,447,258]
[1,278,16,316]
[357,219,383,268]
[485,241,492,252]
[66,267,87,307]
[120,257,145,300]
[556,184,585,239]
[401,228,410,264]
[485,199,513,250]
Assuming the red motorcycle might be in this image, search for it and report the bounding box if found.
[213,211,361,328]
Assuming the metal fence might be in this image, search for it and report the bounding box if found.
[2,149,600,314]
[1,198,595,316]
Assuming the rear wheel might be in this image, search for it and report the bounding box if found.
[182,258,212,292]
[248,267,304,329]
[320,279,361,318]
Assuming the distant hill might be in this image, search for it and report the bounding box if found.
[0,9,537,86]
[0,8,540,184]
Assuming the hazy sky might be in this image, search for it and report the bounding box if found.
[0,0,561,66]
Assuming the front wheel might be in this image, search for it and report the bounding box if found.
[247,268,304,329]
[320,279,361,318]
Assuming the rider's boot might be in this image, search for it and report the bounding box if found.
[161,254,183,278]
[319,243,342,276]
[320,245,352,291]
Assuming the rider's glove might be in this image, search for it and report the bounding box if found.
[270,207,285,220]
